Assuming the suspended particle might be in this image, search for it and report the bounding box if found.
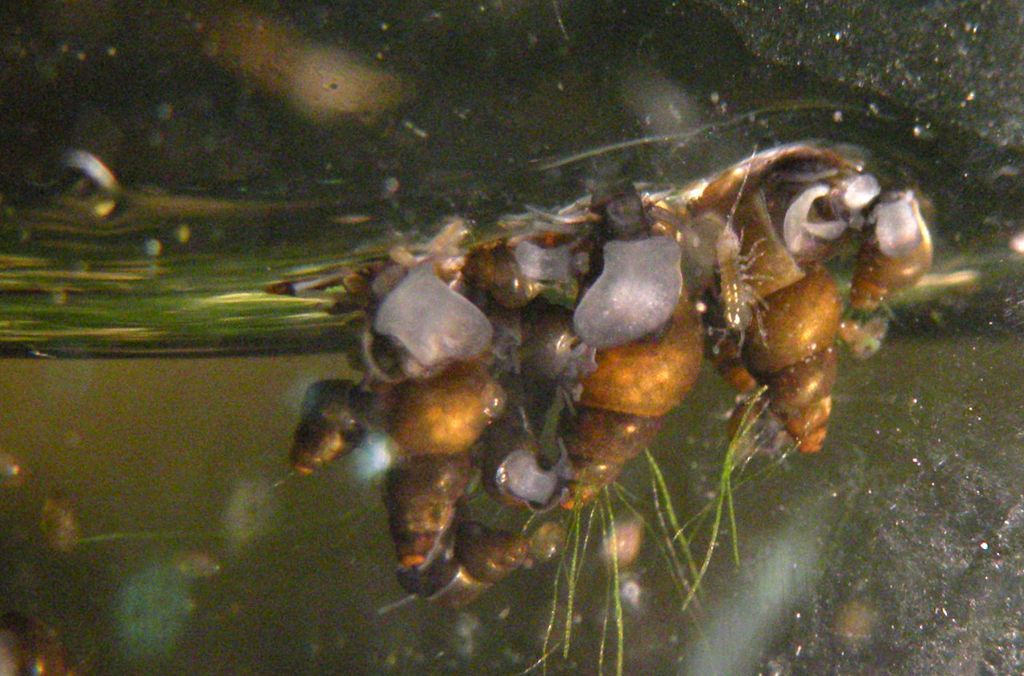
[221,477,277,552]
[0,451,25,488]
[116,563,193,660]
[601,517,644,569]
[173,550,222,580]
[527,521,566,565]
[41,494,80,553]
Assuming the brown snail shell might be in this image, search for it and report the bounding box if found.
[734,189,806,298]
[744,265,841,376]
[386,361,504,456]
[518,300,577,430]
[463,241,540,309]
[560,407,664,507]
[519,300,577,382]
[763,346,838,418]
[384,453,472,569]
[689,144,857,215]
[400,519,529,607]
[579,299,704,418]
[290,379,368,475]
[708,334,758,393]
[850,215,933,311]
[455,520,528,585]
[782,395,833,453]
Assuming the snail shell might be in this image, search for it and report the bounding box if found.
[560,407,664,507]
[477,379,570,512]
[385,453,472,569]
[463,241,541,309]
[742,265,842,453]
[708,334,758,393]
[578,299,704,418]
[401,519,528,607]
[850,191,933,311]
[290,379,368,475]
[744,265,841,376]
[386,361,504,456]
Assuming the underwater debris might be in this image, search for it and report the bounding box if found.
[41,494,81,553]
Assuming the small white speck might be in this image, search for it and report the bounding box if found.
[402,119,429,139]
[980,541,989,550]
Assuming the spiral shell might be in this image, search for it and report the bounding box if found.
[740,266,842,452]
[744,266,841,376]
[850,192,933,311]
[385,453,472,569]
[386,361,504,456]
[560,407,665,507]
[290,379,368,474]
[578,299,704,418]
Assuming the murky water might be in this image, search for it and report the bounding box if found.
[1,2,1023,674]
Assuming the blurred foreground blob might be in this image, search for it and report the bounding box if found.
[833,598,878,649]
[116,563,193,661]
[40,494,80,553]
[172,550,222,580]
[0,612,72,675]
[221,476,277,552]
[601,517,645,569]
[206,8,410,122]
[272,143,934,606]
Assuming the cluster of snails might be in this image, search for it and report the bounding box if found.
[271,143,933,606]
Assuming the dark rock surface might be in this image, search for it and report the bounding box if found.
[705,0,1024,148]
